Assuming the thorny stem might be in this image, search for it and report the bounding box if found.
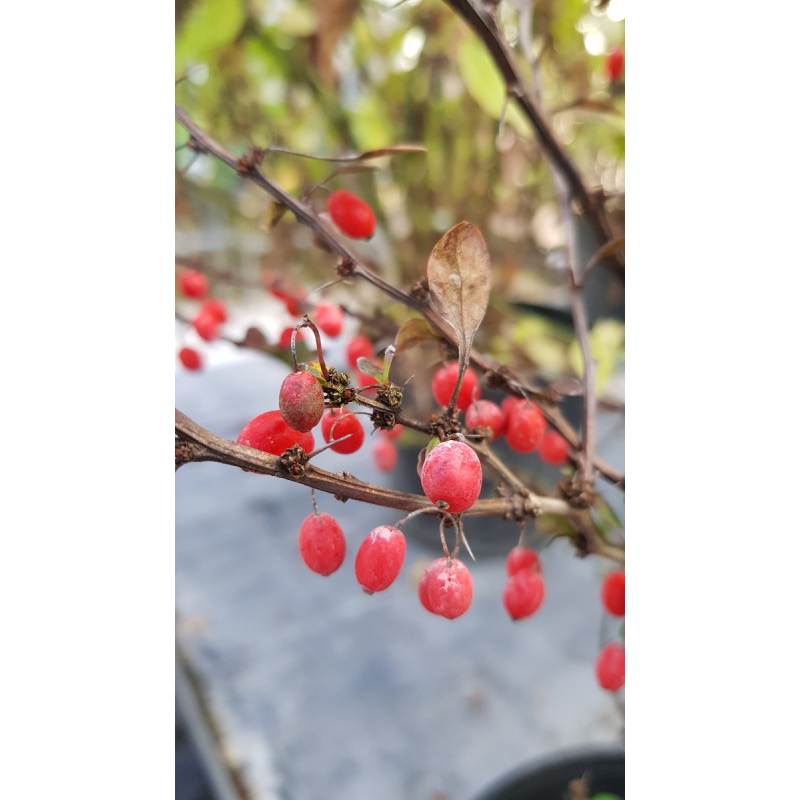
[174,106,624,488]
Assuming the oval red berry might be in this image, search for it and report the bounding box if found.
[431,364,480,412]
[178,347,202,371]
[179,269,209,299]
[420,440,482,514]
[299,512,346,576]
[595,643,625,691]
[506,545,540,576]
[503,571,545,620]
[355,525,407,593]
[601,570,625,617]
[426,558,473,619]
[321,409,365,454]
[327,190,376,239]
[279,370,324,432]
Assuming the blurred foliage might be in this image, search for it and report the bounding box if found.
[176,0,624,388]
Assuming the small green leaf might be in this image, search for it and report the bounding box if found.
[357,357,384,380]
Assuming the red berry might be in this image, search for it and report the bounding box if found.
[279,327,294,349]
[237,410,315,457]
[354,525,407,593]
[500,396,525,435]
[321,409,365,454]
[193,310,221,342]
[506,545,540,576]
[539,430,570,465]
[327,190,376,240]
[418,558,448,614]
[601,571,625,617]
[298,512,346,576]
[179,269,209,299]
[465,399,504,442]
[315,302,344,338]
[503,571,545,620]
[373,439,398,472]
[381,424,403,441]
[201,298,227,323]
[595,643,625,691]
[431,363,480,412]
[605,47,624,82]
[420,440,482,514]
[279,370,325,432]
[346,335,374,370]
[270,284,302,317]
[178,346,202,371]
[505,402,546,453]
[426,558,473,619]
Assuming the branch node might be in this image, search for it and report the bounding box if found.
[335,257,356,280]
[278,444,310,479]
[175,439,197,469]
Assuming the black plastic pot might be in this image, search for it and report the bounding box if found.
[472,746,624,800]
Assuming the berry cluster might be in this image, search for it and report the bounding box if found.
[436,364,569,466]
[176,267,231,371]
[503,546,545,620]
[595,570,625,692]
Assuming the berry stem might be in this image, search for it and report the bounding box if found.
[306,434,352,459]
[310,487,320,516]
[292,316,329,379]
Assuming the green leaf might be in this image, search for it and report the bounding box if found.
[457,35,531,139]
[357,357,384,380]
[567,319,625,395]
[175,0,245,72]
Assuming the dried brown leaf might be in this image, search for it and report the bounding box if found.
[426,222,491,408]
[239,327,269,351]
[549,375,584,397]
[394,317,441,354]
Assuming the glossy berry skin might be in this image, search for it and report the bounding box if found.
[299,512,346,576]
[506,545,540,576]
[321,409,365,454]
[595,643,625,691]
[178,347,202,371]
[201,298,227,323]
[431,364,480,412]
[237,410,315,456]
[355,526,407,593]
[601,571,625,617]
[346,335,375,370]
[279,371,325,432]
[418,557,448,614]
[373,439,398,472]
[315,302,344,338]
[465,400,504,442]
[503,571,545,620]
[605,47,624,82]
[420,440,482,514]
[193,310,221,342]
[505,402,546,453]
[179,269,209,299]
[426,558,473,619]
[327,190,376,240]
[539,430,570,465]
